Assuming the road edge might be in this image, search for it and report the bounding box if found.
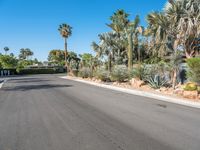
[0,79,7,89]
[60,76,200,109]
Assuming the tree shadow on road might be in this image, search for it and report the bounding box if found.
[2,84,73,91]
[11,79,51,83]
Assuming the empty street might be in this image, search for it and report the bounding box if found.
[0,75,200,150]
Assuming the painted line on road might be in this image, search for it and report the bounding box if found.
[60,76,200,109]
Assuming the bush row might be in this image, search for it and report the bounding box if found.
[17,68,64,75]
[77,57,200,90]
[78,65,130,82]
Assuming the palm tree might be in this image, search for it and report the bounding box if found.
[146,12,171,58]
[26,49,34,60]
[4,47,9,55]
[58,24,72,66]
[92,33,116,72]
[107,9,129,35]
[19,48,27,60]
[19,48,33,60]
[147,0,200,58]
[169,51,183,89]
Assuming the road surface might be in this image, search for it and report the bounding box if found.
[0,75,200,150]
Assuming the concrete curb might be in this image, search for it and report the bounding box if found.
[0,79,6,89]
[60,76,200,109]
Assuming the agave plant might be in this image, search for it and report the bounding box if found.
[146,74,168,89]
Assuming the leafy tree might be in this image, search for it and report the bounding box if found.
[0,55,18,69]
[80,53,94,68]
[48,49,65,65]
[66,51,80,71]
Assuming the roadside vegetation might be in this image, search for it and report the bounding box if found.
[1,0,199,100]
[59,0,200,100]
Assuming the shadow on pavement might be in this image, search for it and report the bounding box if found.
[2,84,73,91]
[11,79,51,83]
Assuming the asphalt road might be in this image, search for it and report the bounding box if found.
[0,75,200,150]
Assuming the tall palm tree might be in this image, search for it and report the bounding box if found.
[107,9,129,35]
[4,47,9,55]
[58,23,72,66]
[108,10,144,70]
[146,12,171,58]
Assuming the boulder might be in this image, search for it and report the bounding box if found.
[130,78,145,88]
[183,90,198,99]
[174,88,184,96]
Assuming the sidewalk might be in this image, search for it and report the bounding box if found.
[60,76,200,109]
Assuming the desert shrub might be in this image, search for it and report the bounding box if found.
[95,67,110,82]
[183,82,197,91]
[70,69,79,77]
[145,74,168,89]
[186,58,200,83]
[142,63,170,89]
[79,67,92,78]
[129,64,148,80]
[111,65,129,82]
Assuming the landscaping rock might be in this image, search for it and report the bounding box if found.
[113,82,120,86]
[174,88,184,96]
[130,78,145,88]
[183,90,198,99]
[160,87,168,92]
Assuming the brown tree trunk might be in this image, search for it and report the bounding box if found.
[172,70,177,90]
[128,33,133,71]
[64,38,70,74]
[108,53,112,73]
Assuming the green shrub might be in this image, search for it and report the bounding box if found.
[79,67,92,78]
[186,58,200,83]
[95,67,110,82]
[129,64,148,80]
[183,82,197,91]
[17,68,56,74]
[111,65,129,82]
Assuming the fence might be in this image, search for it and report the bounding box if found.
[0,69,17,77]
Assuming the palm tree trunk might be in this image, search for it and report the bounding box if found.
[64,38,69,73]
[128,33,133,71]
[64,38,67,62]
[172,70,177,90]
[108,53,112,73]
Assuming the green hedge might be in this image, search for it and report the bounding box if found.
[17,68,59,75]
[187,57,200,83]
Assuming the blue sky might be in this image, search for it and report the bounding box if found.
[0,0,167,61]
